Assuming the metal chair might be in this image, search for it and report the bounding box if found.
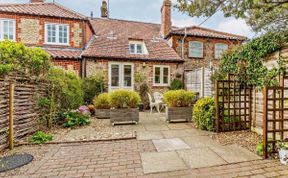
[147,93,161,113]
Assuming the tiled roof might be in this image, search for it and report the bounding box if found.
[44,48,82,59]
[170,26,247,41]
[85,18,182,62]
[0,2,86,20]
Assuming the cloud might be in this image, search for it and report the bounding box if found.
[172,19,196,27]
[217,19,253,38]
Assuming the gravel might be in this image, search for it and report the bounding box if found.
[211,130,262,154]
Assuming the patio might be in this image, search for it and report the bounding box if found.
[2,112,284,178]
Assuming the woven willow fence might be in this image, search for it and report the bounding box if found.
[0,74,48,150]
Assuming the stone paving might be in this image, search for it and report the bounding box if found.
[0,112,287,178]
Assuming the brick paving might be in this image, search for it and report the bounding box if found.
[1,140,287,178]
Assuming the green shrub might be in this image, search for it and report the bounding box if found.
[82,75,105,104]
[62,111,91,128]
[93,93,111,109]
[0,40,51,76]
[193,97,216,131]
[29,131,53,144]
[163,90,196,107]
[109,89,141,108]
[256,142,273,156]
[48,68,84,110]
[169,79,184,90]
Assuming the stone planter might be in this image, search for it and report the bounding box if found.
[166,107,193,122]
[110,108,139,126]
[95,109,110,119]
[279,149,288,165]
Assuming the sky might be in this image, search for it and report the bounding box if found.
[1,0,256,38]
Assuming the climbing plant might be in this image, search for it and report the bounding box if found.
[214,31,288,89]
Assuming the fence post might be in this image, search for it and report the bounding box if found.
[262,87,268,159]
[9,82,14,150]
[215,80,219,132]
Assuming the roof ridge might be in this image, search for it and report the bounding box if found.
[91,17,161,27]
[52,2,86,19]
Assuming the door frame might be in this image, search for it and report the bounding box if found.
[108,62,134,92]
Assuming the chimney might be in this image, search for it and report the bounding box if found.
[101,0,108,18]
[160,0,172,38]
[30,0,45,3]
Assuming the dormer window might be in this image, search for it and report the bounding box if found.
[45,23,69,45]
[129,41,147,54]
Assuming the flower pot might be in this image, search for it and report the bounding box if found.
[110,108,139,126]
[166,107,193,122]
[95,109,110,119]
[279,149,288,165]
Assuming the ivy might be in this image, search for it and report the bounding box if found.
[215,31,288,89]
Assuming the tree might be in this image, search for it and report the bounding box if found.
[175,0,288,32]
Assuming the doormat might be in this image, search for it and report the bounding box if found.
[0,153,33,173]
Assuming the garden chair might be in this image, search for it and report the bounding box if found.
[147,93,161,113]
[153,92,166,111]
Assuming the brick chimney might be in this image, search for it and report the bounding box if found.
[160,0,172,38]
[101,0,108,18]
[30,0,45,3]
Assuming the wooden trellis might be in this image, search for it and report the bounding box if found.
[263,76,288,159]
[215,74,252,132]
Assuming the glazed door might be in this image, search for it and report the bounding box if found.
[109,63,134,92]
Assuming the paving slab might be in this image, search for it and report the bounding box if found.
[184,128,217,136]
[137,131,164,140]
[181,135,220,148]
[167,123,192,130]
[209,144,261,163]
[141,151,188,174]
[177,148,227,168]
[161,130,192,138]
[152,138,190,152]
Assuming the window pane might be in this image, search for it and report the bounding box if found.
[215,44,228,58]
[189,41,203,58]
[129,44,135,53]
[111,65,119,87]
[154,67,161,84]
[137,44,142,54]
[163,67,169,84]
[124,65,132,87]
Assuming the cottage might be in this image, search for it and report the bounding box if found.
[0,0,246,93]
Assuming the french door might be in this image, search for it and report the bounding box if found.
[108,62,134,92]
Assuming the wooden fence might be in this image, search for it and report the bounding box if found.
[0,74,47,151]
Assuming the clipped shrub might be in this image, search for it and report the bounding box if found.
[29,131,53,144]
[169,79,184,90]
[48,68,84,110]
[93,93,111,109]
[82,75,105,104]
[193,97,215,131]
[62,111,91,128]
[109,89,141,108]
[163,90,196,107]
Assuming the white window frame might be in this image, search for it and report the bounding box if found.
[0,19,16,41]
[45,23,69,45]
[129,41,148,54]
[215,43,228,59]
[108,62,134,92]
[153,65,170,86]
[189,41,203,58]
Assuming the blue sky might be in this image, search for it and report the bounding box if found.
[2,0,255,38]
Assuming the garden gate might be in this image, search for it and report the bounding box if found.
[215,74,252,132]
[262,76,288,158]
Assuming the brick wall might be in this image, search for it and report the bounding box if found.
[0,12,92,48]
[52,59,81,75]
[171,35,241,70]
[86,58,182,92]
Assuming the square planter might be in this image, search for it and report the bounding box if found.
[110,108,139,126]
[95,109,110,119]
[166,107,193,122]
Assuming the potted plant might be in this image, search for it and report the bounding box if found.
[163,90,196,122]
[93,93,111,119]
[277,136,288,165]
[109,89,141,126]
